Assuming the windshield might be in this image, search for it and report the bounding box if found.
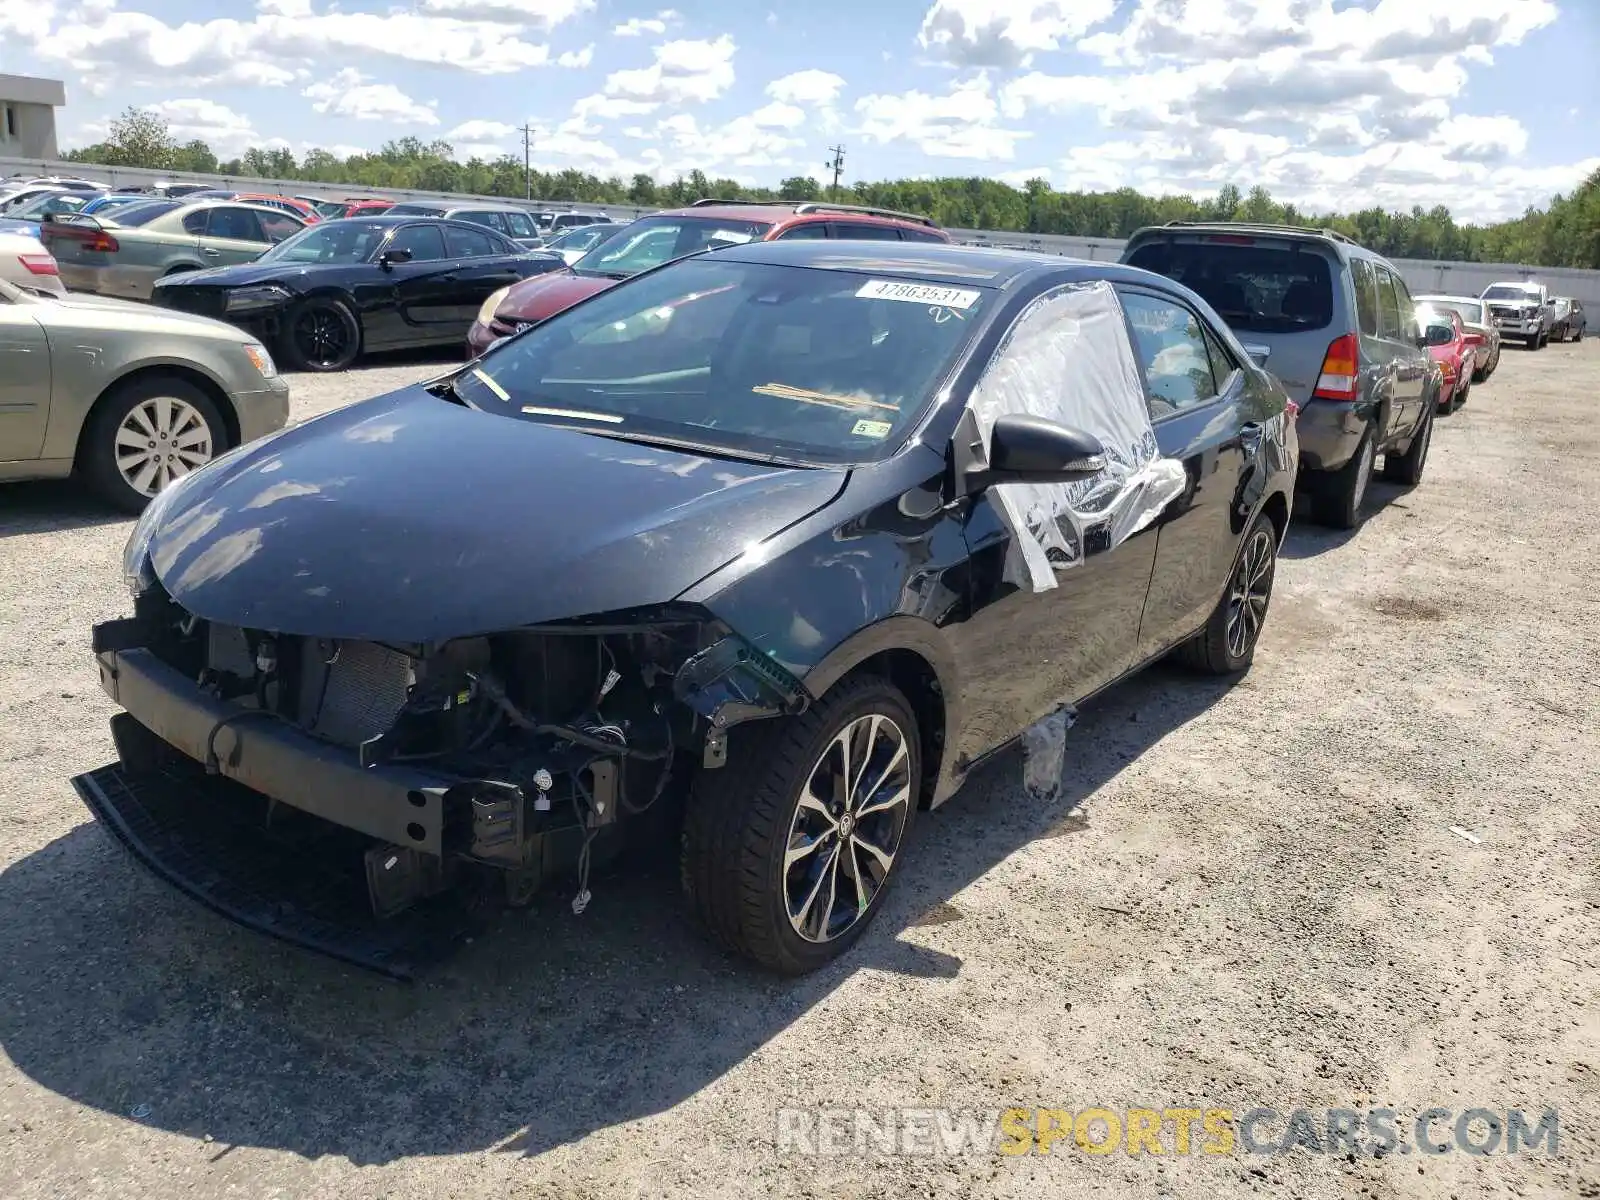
[1424,300,1485,325]
[13,193,92,219]
[573,216,771,279]
[549,224,613,253]
[258,220,392,264]
[456,258,988,464]
[1482,285,1539,303]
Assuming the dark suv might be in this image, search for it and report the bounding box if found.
[1121,223,1435,528]
[467,199,951,355]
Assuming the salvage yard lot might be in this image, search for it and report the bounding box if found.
[1,344,1597,1200]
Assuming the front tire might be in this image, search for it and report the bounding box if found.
[1177,512,1278,675]
[80,375,228,512]
[681,676,919,975]
[281,296,362,372]
[1308,422,1374,530]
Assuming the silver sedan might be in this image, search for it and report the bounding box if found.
[0,277,289,510]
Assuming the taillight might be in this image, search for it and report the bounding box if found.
[1463,331,1485,346]
[17,254,58,276]
[1312,333,1360,401]
[45,224,118,252]
[1284,398,1300,418]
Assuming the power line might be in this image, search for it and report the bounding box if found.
[825,145,846,198]
[519,124,537,201]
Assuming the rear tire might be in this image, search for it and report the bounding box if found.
[1382,404,1432,487]
[1308,422,1374,530]
[1176,512,1278,675]
[80,375,228,513]
[681,675,920,974]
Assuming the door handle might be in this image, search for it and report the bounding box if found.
[1240,421,1265,453]
[202,247,220,257]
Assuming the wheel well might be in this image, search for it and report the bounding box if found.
[836,648,946,809]
[75,365,241,468]
[1260,490,1289,546]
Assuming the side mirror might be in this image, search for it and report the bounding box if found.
[960,413,1106,494]
[379,247,413,270]
[1413,332,1429,349]
[1240,342,1271,367]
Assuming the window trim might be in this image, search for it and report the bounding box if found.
[1115,283,1232,424]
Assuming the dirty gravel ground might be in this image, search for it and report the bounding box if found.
[1,343,1596,1200]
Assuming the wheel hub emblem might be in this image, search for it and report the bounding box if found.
[838,812,856,837]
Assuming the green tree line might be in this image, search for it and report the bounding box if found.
[63,106,1600,269]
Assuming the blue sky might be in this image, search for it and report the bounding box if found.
[3,0,1597,222]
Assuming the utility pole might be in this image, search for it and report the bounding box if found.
[825,145,845,199]
[519,123,537,201]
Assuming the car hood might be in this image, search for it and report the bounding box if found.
[143,385,849,643]
[495,270,616,322]
[29,289,254,338]
[152,261,314,290]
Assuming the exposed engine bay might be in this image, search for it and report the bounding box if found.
[89,579,808,931]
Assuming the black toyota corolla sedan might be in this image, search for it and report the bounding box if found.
[150,215,565,372]
[81,241,1296,977]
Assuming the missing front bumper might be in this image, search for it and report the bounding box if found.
[71,754,483,981]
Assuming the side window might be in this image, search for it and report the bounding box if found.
[1352,258,1381,337]
[1120,291,1220,418]
[1375,265,1404,340]
[181,209,209,236]
[503,211,535,239]
[257,212,301,243]
[445,225,496,258]
[458,211,505,233]
[1391,273,1421,341]
[828,222,898,241]
[775,222,829,240]
[208,206,265,243]
[899,227,946,243]
[388,224,446,262]
[1200,322,1237,385]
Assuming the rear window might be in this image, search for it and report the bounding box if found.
[1125,239,1335,334]
[1426,300,1485,326]
[108,200,180,227]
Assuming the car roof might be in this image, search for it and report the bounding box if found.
[393,200,526,212]
[712,238,1177,291]
[657,199,940,231]
[1416,294,1484,305]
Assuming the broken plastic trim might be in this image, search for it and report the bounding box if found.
[673,635,808,766]
[1021,705,1078,802]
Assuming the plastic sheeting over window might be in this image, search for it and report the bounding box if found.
[966,280,1189,593]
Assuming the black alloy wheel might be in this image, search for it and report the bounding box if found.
[283,297,362,372]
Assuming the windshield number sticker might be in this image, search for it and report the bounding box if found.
[856,280,980,309]
[851,419,893,439]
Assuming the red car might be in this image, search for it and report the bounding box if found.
[320,197,395,219]
[1419,305,1480,413]
[466,199,950,356]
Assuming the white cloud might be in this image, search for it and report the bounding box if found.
[765,68,846,107]
[14,2,568,90]
[599,34,736,110]
[987,0,1570,219]
[614,9,679,37]
[557,44,594,67]
[302,69,439,125]
[146,98,261,157]
[416,0,592,25]
[917,0,1118,67]
[856,77,1029,161]
[750,101,805,130]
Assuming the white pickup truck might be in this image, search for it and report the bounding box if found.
[1480,280,1555,348]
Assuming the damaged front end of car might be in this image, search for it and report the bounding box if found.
[78,574,808,978]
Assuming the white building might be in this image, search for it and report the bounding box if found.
[0,74,66,160]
